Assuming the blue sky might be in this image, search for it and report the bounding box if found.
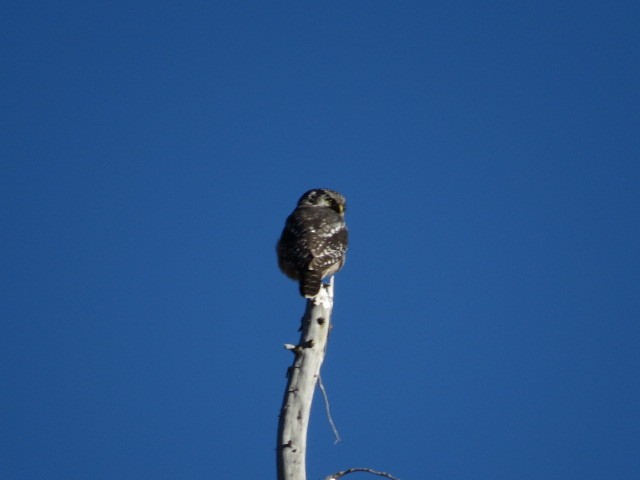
[2,1,639,479]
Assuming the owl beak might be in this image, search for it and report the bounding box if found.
[338,204,345,214]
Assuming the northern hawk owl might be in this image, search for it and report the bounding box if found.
[277,189,349,298]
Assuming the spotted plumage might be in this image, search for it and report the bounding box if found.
[277,189,349,298]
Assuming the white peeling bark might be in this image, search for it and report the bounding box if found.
[277,280,334,480]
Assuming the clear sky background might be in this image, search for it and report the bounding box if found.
[2,1,639,479]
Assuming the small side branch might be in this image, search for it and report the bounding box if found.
[277,282,335,480]
[318,374,341,444]
[324,467,401,480]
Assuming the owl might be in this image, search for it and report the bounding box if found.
[277,189,349,298]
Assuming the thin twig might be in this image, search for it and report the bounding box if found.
[325,467,401,480]
[318,374,342,444]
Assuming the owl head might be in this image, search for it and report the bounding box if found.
[297,189,346,215]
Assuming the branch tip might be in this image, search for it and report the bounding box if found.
[325,467,401,480]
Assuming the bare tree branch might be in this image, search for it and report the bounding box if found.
[277,281,334,480]
[276,279,398,480]
[324,467,401,480]
[318,374,342,444]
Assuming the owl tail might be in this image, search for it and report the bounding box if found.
[300,271,322,298]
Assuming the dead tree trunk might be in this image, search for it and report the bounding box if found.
[276,281,334,480]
